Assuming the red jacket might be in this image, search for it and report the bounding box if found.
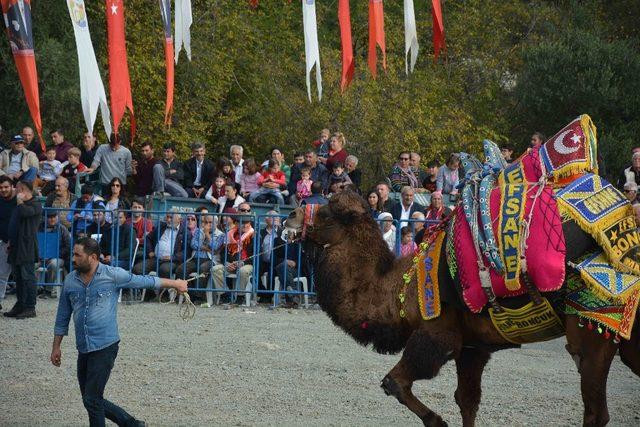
[258,170,286,187]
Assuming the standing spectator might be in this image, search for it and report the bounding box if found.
[240,158,262,198]
[377,212,396,253]
[327,162,352,195]
[127,197,154,245]
[230,145,245,184]
[38,211,71,293]
[205,175,227,206]
[61,147,88,194]
[389,152,419,192]
[399,226,417,257]
[80,132,98,167]
[501,144,514,162]
[530,132,545,149]
[132,142,157,196]
[390,186,424,228]
[0,135,39,183]
[375,181,394,212]
[37,146,63,195]
[618,151,640,190]
[295,167,313,203]
[45,177,76,229]
[288,151,328,200]
[183,142,215,199]
[366,189,383,218]
[249,159,286,205]
[325,132,349,171]
[436,153,461,195]
[422,161,439,192]
[103,177,130,223]
[88,134,133,195]
[67,184,104,237]
[0,176,16,309]
[152,142,187,197]
[50,238,187,427]
[424,191,452,221]
[344,155,361,191]
[22,125,44,160]
[313,128,331,162]
[217,182,245,213]
[3,180,42,319]
[212,214,255,298]
[50,129,74,163]
[410,152,429,192]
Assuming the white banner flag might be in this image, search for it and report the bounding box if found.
[404,0,419,74]
[67,0,112,137]
[303,0,322,101]
[174,0,192,63]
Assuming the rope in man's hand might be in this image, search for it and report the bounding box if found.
[178,274,206,321]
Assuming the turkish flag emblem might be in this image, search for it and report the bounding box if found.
[540,117,587,173]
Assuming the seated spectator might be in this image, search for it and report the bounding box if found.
[292,152,304,167]
[313,128,331,162]
[175,214,224,291]
[127,197,154,246]
[295,167,313,203]
[240,158,261,198]
[67,183,104,237]
[45,177,76,229]
[134,210,190,278]
[262,147,291,184]
[425,191,452,221]
[410,152,429,193]
[37,146,63,195]
[101,210,133,269]
[61,147,88,193]
[230,145,245,184]
[375,181,394,212]
[85,202,111,241]
[22,126,44,160]
[301,181,328,206]
[325,132,349,172]
[50,129,74,163]
[212,213,255,299]
[366,189,383,218]
[390,186,424,228]
[327,162,352,195]
[618,151,640,190]
[217,182,245,213]
[249,159,286,205]
[216,156,236,184]
[258,210,281,299]
[501,144,514,162]
[0,135,38,183]
[623,182,640,205]
[80,132,98,167]
[288,151,328,203]
[205,175,227,206]
[103,177,130,223]
[38,211,71,290]
[153,142,187,197]
[389,151,420,192]
[273,231,303,307]
[344,155,361,191]
[88,133,133,195]
[411,212,426,243]
[132,142,157,197]
[378,212,396,252]
[399,226,417,257]
[436,153,461,195]
[184,141,215,199]
[422,161,439,192]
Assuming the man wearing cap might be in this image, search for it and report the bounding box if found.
[38,210,71,298]
[67,184,104,237]
[0,135,39,183]
[618,151,640,191]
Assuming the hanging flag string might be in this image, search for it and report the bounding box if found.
[432,0,446,61]
[159,0,174,126]
[302,0,322,102]
[338,0,354,92]
[175,0,192,64]
[368,0,386,79]
[404,0,419,75]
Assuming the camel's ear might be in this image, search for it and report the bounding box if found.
[329,191,368,222]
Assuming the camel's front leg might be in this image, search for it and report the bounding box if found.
[380,329,458,426]
[454,347,491,427]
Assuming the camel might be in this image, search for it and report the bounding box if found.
[284,191,640,427]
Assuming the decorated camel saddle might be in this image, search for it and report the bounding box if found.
[441,114,640,343]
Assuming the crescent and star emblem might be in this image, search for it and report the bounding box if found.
[553,130,581,155]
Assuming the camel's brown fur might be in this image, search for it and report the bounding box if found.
[286,191,640,427]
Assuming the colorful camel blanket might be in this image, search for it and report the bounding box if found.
[574,251,640,303]
[565,274,640,340]
[556,173,640,275]
[454,185,566,313]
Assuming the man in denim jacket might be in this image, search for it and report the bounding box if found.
[50,238,187,426]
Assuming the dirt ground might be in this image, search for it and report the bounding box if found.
[0,295,638,426]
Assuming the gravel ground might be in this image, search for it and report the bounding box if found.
[0,295,638,426]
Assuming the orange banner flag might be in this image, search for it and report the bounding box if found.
[338,0,354,91]
[367,0,386,79]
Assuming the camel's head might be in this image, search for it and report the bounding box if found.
[284,191,370,247]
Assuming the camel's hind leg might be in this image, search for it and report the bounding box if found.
[454,347,491,427]
[380,329,459,426]
[565,316,618,427]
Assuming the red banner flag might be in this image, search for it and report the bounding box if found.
[106,0,135,141]
[338,0,354,92]
[367,0,386,79]
[1,0,44,151]
[432,0,445,61]
[159,0,174,126]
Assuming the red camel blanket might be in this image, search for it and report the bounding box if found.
[453,184,566,313]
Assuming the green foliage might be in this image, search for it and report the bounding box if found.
[0,0,638,188]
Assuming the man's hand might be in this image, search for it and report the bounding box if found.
[51,346,62,367]
[173,279,188,294]
[227,261,238,272]
[169,169,176,175]
[193,188,203,198]
[103,255,112,263]
[84,168,94,174]
[286,260,296,268]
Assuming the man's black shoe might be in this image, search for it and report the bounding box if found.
[15,309,36,319]
[3,304,23,317]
